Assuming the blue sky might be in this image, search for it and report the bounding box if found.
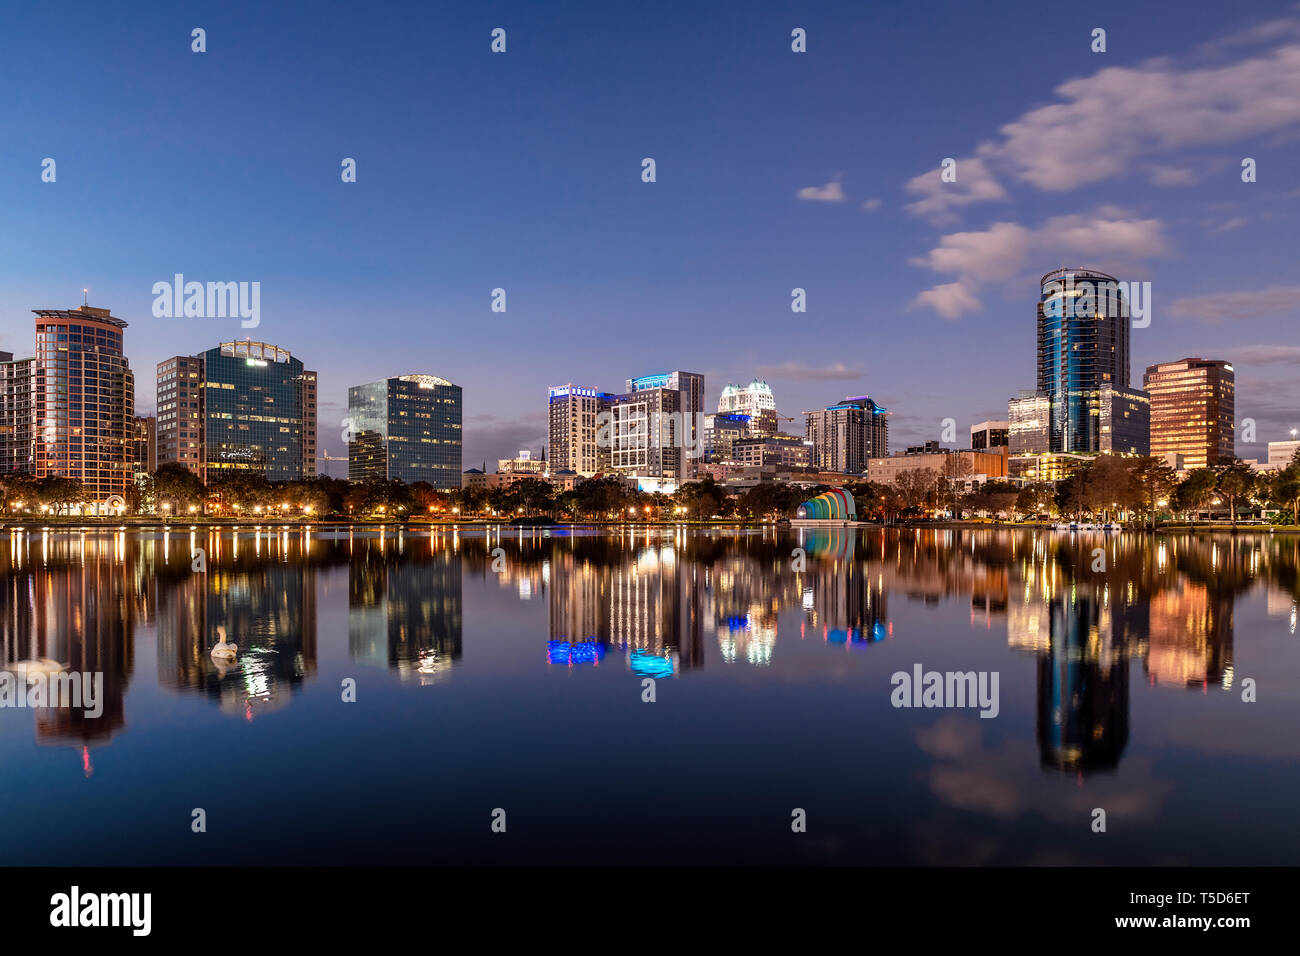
[2,0,1298,470]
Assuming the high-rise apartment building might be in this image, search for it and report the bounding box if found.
[625,371,705,479]
[804,396,889,474]
[1143,358,1234,470]
[1,350,34,477]
[158,341,317,483]
[717,379,778,436]
[348,374,462,489]
[547,385,614,476]
[609,383,686,481]
[33,306,135,509]
[1009,269,1150,465]
[156,354,206,476]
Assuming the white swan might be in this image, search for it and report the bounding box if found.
[4,658,67,680]
[211,626,238,660]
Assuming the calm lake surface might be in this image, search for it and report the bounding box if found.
[2,525,1298,866]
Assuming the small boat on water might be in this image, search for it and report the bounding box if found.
[211,626,238,660]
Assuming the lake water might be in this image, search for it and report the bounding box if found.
[1,525,1297,865]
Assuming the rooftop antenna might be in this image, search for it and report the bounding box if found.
[82,288,88,306]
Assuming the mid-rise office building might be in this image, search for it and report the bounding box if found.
[1008,390,1052,454]
[732,433,812,469]
[547,385,614,477]
[158,341,317,483]
[804,396,889,474]
[1010,384,1148,475]
[1099,384,1150,456]
[703,412,751,461]
[970,420,1009,450]
[348,374,462,489]
[1143,358,1234,470]
[33,306,135,509]
[868,448,1009,484]
[133,415,157,476]
[717,379,778,437]
[0,350,34,476]
[1265,439,1300,471]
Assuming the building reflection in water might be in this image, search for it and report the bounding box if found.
[795,528,888,650]
[348,530,462,683]
[0,530,143,763]
[537,529,705,678]
[2,524,1294,783]
[157,528,319,718]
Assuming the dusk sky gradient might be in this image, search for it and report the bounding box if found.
[3,0,1298,472]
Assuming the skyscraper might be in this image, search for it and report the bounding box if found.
[804,396,889,474]
[547,384,614,476]
[157,341,317,483]
[348,374,462,489]
[613,371,706,482]
[1143,358,1235,469]
[32,306,135,510]
[1034,268,1149,455]
[609,382,686,482]
[156,354,206,477]
[717,379,778,436]
[0,349,34,477]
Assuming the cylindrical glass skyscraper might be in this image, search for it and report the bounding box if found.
[1037,267,1130,453]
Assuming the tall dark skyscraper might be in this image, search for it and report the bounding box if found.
[348,374,463,489]
[1036,268,1148,455]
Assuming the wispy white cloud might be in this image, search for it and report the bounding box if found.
[797,179,846,202]
[1170,286,1300,322]
[901,16,1300,214]
[755,360,862,381]
[910,212,1168,317]
[903,157,1006,222]
[1149,166,1198,186]
[910,281,981,320]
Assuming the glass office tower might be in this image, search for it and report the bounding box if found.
[348,374,462,489]
[1037,268,1135,453]
[201,341,315,482]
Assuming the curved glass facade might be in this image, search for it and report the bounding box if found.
[1037,268,1130,453]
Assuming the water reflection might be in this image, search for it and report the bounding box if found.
[1,526,1296,785]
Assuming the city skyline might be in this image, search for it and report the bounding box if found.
[3,0,1298,472]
